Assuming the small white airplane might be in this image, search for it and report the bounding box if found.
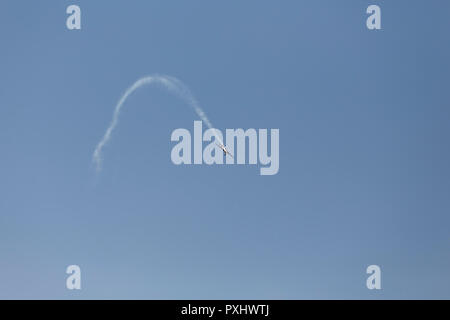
[216,143,233,158]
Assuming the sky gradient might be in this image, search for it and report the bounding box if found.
[0,0,449,299]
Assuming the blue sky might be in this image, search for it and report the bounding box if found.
[0,0,449,299]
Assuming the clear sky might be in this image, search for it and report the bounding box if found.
[0,0,449,299]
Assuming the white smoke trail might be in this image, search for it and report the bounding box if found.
[92,74,222,172]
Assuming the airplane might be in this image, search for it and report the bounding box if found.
[216,143,233,158]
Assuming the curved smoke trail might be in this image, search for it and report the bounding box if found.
[92,74,222,172]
